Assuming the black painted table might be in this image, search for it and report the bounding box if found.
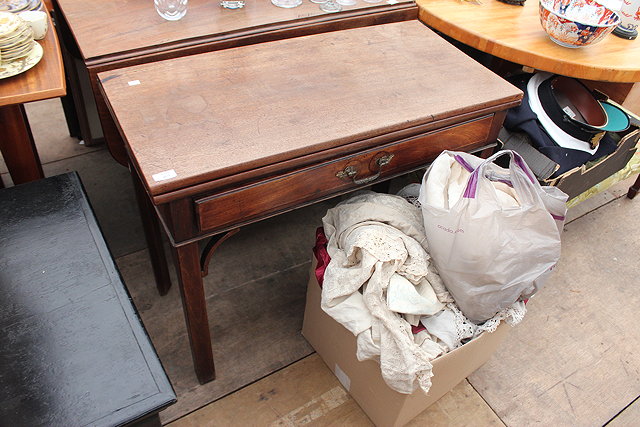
[0,173,176,426]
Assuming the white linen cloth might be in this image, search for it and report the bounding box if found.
[321,192,446,394]
[420,300,526,353]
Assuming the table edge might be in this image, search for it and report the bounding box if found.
[142,99,522,204]
[0,12,66,106]
[417,5,640,83]
[71,2,418,65]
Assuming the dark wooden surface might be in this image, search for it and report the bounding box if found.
[99,21,522,198]
[54,0,415,62]
[194,115,493,233]
[132,166,172,296]
[173,242,216,384]
[0,173,175,426]
[629,174,640,199]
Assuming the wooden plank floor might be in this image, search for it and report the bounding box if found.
[166,178,640,426]
[5,99,640,427]
[168,354,504,427]
[468,178,640,426]
[608,397,640,426]
[116,201,335,423]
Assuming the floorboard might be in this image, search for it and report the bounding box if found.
[468,195,640,426]
[168,354,505,427]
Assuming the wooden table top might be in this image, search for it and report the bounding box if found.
[98,20,521,197]
[55,0,415,64]
[416,0,640,83]
[0,13,65,106]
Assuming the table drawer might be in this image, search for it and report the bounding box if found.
[195,115,492,233]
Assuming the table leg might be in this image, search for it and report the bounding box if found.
[628,174,640,199]
[0,104,44,184]
[60,94,81,139]
[131,168,172,296]
[173,242,216,384]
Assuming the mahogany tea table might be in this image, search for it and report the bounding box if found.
[98,20,523,384]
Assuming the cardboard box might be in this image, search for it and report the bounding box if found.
[302,261,510,427]
[544,127,640,200]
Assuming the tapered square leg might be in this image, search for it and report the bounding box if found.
[173,242,216,384]
[131,168,172,295]
[628,174,640,199]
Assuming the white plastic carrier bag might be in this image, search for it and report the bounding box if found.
[418,150,568,323]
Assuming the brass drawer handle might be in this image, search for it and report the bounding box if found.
[336,154,395,185]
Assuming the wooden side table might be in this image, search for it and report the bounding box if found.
[53,0,417,164]
[416,0,640,83]
[0,12,65,187]
[416,0,640,199]
[0,172,176,426]
[98,20,523,384]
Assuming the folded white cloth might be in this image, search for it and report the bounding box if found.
[322,192,445,394]
[387,273,444,316]
[422,154,520,211]
[420,308,469,351]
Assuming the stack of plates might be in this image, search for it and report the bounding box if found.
[0,11,35,63]
[0,0,43,13]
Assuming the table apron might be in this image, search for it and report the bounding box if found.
[190,114,492,237]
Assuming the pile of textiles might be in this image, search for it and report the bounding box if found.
[319,191,526,395]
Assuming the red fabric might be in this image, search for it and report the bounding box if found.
[312,227,330,288]
[411,324,426,334]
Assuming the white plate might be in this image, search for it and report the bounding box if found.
[0,0,31,13]
[0,11,23,37]
[27,0,42,10]
[0,40,42,79]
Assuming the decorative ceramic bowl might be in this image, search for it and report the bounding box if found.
[539,0,620,47]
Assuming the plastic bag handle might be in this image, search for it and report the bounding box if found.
[462,150,537,199]
[454,154,475,173]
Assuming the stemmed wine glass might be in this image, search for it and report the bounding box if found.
[271,0,303,8]
[220,0,245,8]
[311,0,343,12]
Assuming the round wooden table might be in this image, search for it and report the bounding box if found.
[416,0,640,83]
[417,0,640,198]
